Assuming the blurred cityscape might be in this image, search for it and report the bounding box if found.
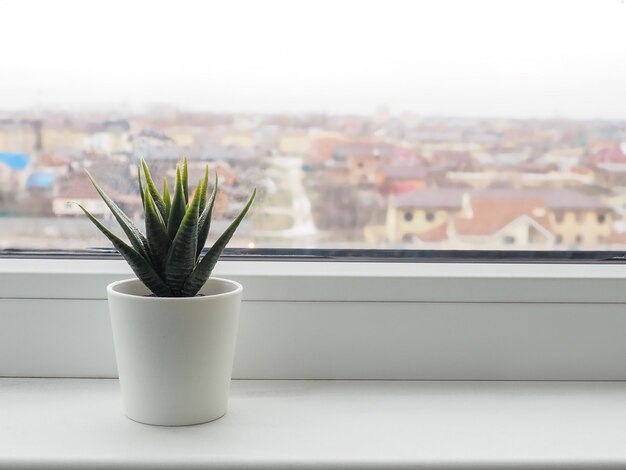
[1,106,626,251]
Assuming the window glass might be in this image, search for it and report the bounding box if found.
[0,0,625,253]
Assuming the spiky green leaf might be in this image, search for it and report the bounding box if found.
[85,170,150,260]
[167,165,187,240]
[182,156,189,204]
[163,180,202,294]
[198,165,209,214]
[196,173,218,259]
[73,202,172,297]
[163,176,171,221]
[182,188,256,296]
[141,159,167,220]
[144,188,171,273]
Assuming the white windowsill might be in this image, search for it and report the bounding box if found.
[2,378,626,469]
[3,258,626,380]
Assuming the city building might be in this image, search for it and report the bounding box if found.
[384,188,465,244]
[0,152,30,194]
[376,165,427,194]
[278,131,310,156]
[52,177,110,217]
[0,120,40,154]
[376,188,613,248]
[452,196,554,249]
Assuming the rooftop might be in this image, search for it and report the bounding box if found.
[393,188,609,211]
[0,152,29,170]
[455,197,550,237]
[415,223,448,242]
[392,188,465,209]
[473,189,609,210]
[26,172,57,189]
[57,177,112,200]
[589,146,626,164]
[382,165,427,181]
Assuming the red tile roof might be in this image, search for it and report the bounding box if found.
[58,178,116,200]
[590,146,626,164]
[40,154,69,166]
[602,231,626,245]
[455,197,550,236]
[415,223,448,242]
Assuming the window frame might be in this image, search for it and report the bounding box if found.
[2,254,626,380]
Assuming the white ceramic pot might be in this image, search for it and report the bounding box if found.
[107,277,242,426]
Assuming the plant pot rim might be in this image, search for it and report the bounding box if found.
[107,277,242,301]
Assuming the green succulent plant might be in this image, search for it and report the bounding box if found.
[75,157,255,297]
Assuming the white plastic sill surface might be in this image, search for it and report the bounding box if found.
[2,378,626,469]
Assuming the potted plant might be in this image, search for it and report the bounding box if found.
[75,157,255,426]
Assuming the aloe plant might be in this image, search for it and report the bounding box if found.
[75,157,255,297]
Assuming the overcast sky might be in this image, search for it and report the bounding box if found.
[0,0,625,119]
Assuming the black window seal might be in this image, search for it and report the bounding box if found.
[1,248,625,264]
